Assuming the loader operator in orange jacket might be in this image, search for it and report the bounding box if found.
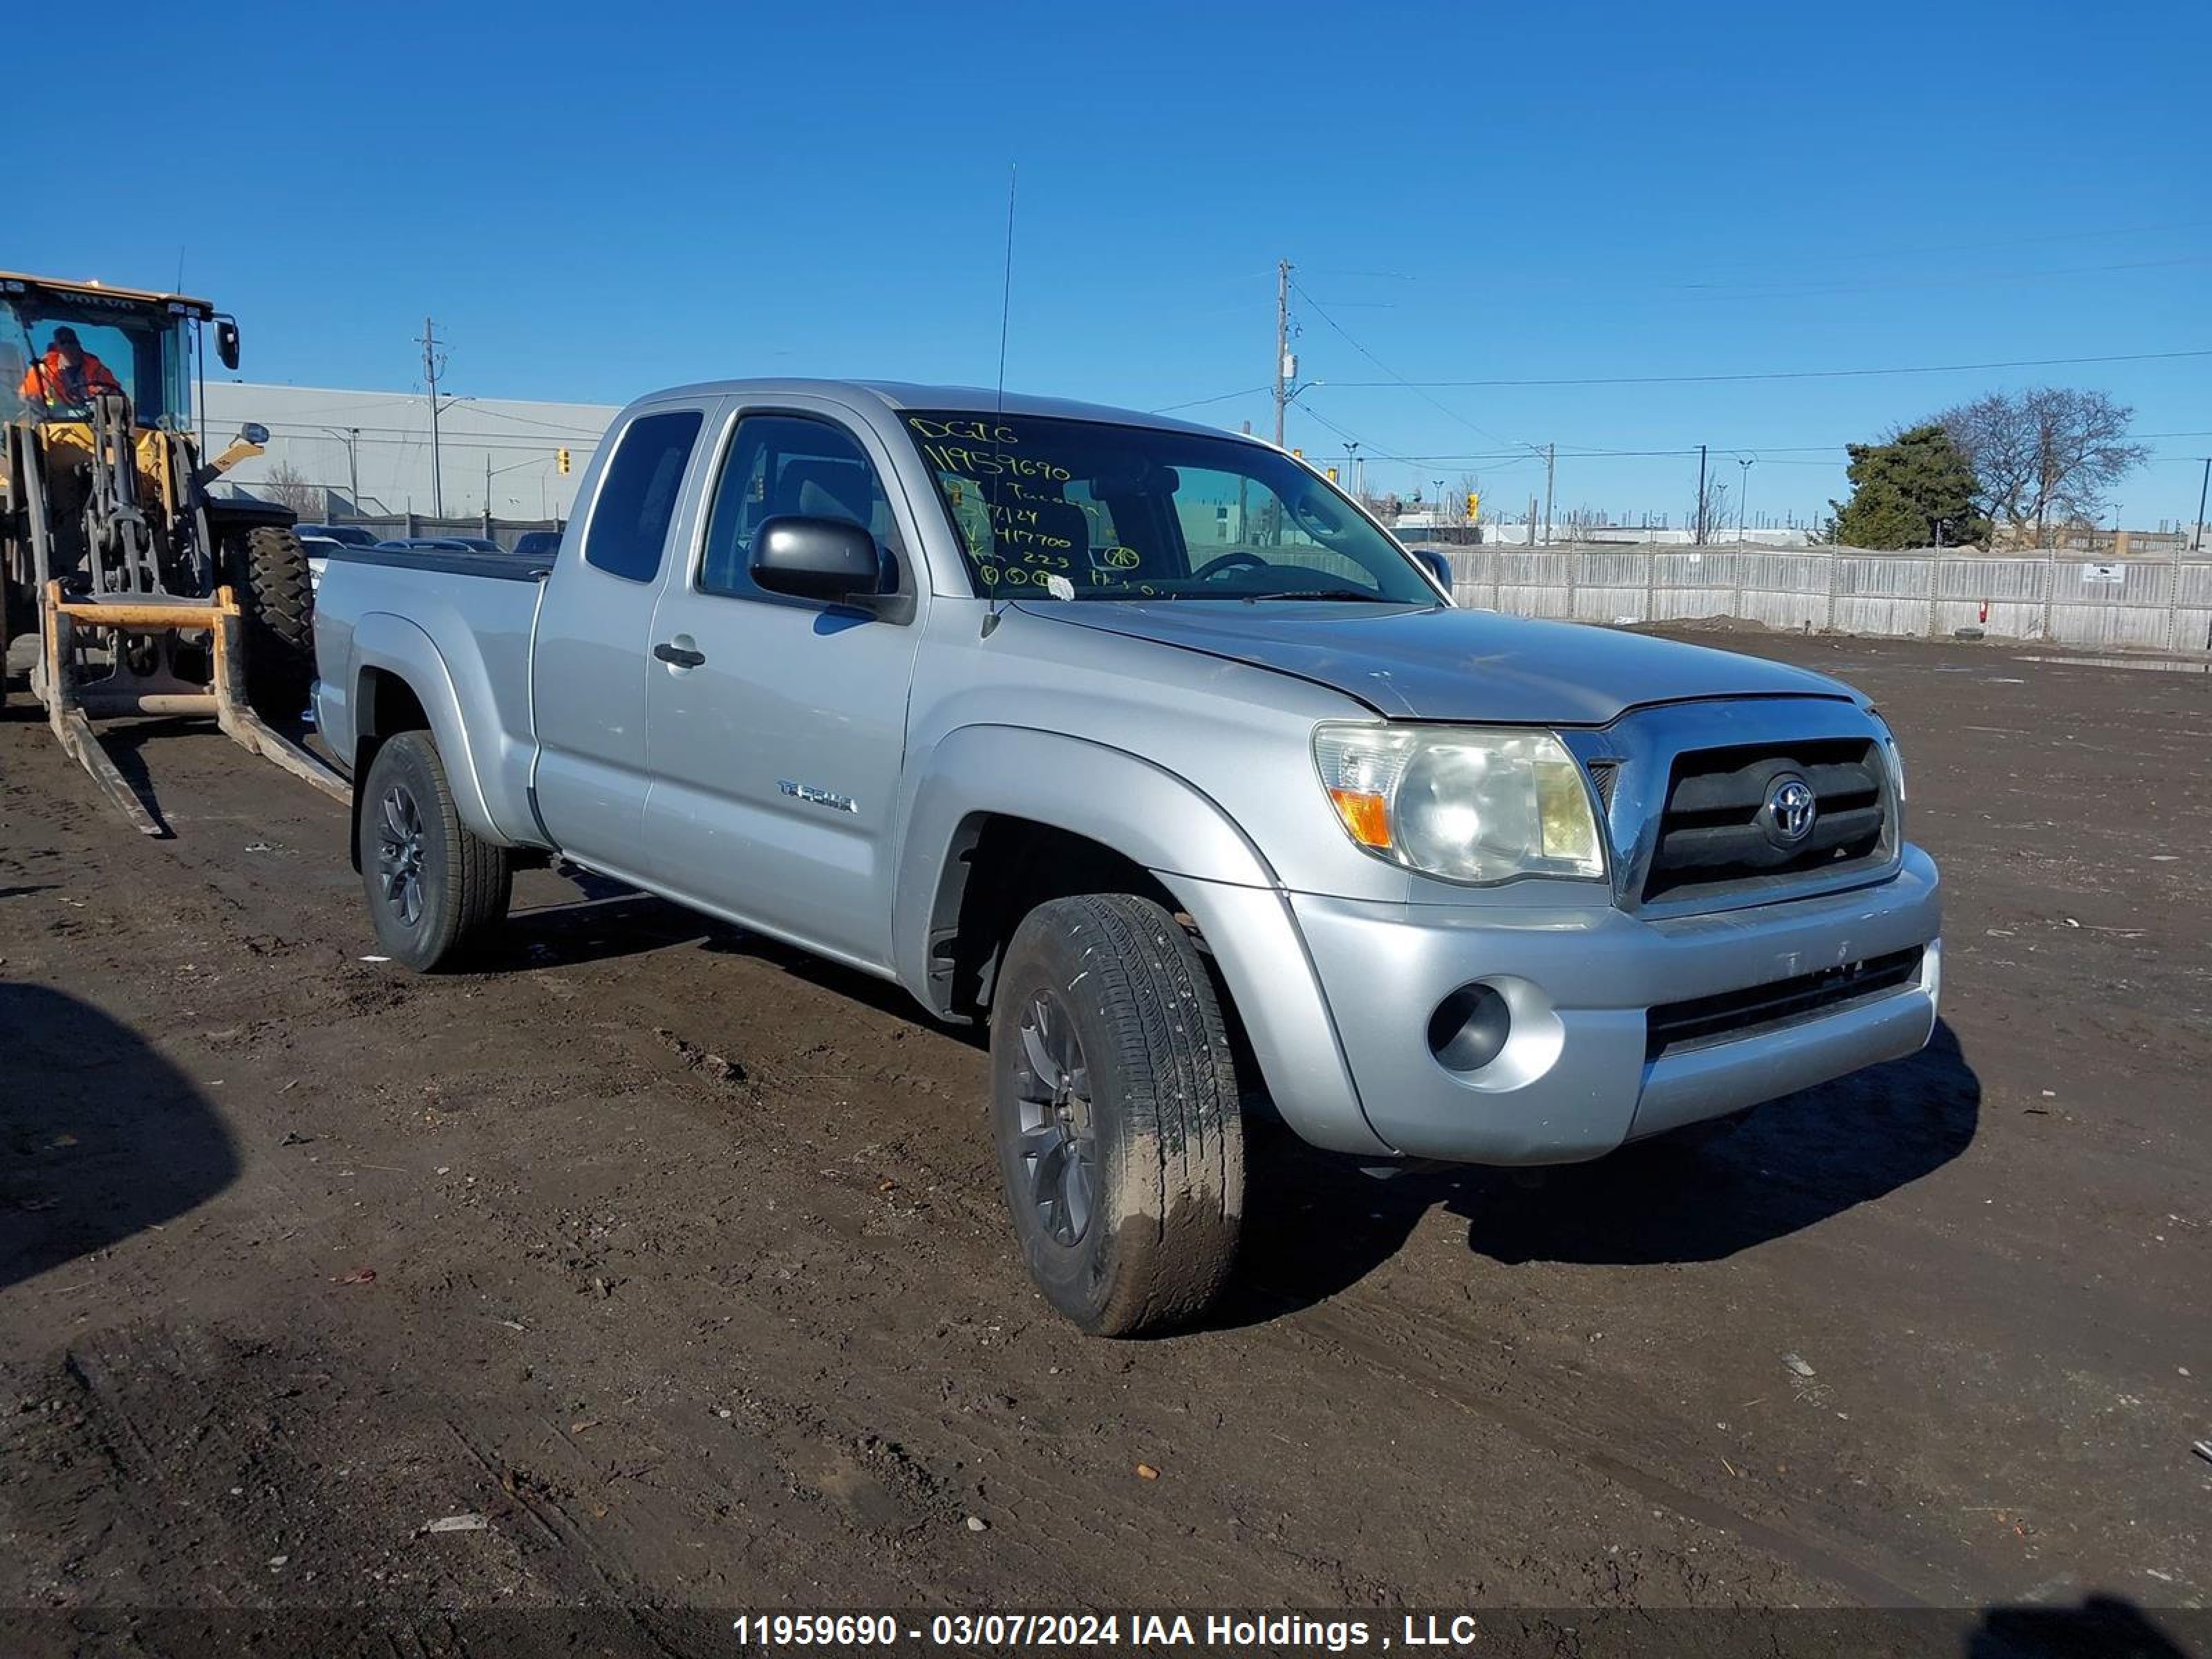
[18,326,122,409]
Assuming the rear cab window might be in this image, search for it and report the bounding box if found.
[581,409,704,583]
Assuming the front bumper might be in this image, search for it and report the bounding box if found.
[1284,845,1942,1164]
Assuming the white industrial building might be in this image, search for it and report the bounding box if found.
[200,383,619,523]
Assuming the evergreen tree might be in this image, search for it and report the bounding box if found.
[1830,425,1990,550]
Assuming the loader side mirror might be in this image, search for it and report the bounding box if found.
[214,317,241,371]
[238,423,269,447]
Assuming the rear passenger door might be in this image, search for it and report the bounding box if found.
[529,402,712,869]
[635,405,926,970]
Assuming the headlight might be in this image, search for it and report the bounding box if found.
[1312,723,1606,885]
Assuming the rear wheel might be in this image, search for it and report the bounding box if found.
[989,893,1244,1336]
[237,524,315,720]
[358,731,512,971]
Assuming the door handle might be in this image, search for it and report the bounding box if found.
[653,641,706,668]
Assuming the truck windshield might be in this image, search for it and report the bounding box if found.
[900,410,1436,603]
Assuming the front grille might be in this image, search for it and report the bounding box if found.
[1644,947,1923,1061]
[1640,738,1888,903]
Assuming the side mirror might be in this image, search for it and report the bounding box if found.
[1412,547,1454,594]
[238,422,270,447]
[214,317,241,371]
[749,515,887,605]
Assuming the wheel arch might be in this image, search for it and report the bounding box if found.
[343,614,497,868]
[893,725,1388,1159]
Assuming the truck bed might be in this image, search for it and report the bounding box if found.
[321,545,551,581]
[312,545,550,845]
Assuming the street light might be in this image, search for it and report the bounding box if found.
[1737,456,1755,545]
[321,427,362,511]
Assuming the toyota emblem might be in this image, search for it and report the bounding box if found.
[1765,776,1817,844]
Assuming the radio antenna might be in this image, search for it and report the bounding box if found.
[982,164,1019,637]
[995,163,1018,411]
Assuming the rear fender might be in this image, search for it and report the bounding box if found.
[345,612,498,843]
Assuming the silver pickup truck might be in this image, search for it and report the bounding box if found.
[312,379,1942,1335]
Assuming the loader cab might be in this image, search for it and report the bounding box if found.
[1,272,210,432]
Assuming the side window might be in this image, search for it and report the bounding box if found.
[581,409,703,583]
[699,413,899,599]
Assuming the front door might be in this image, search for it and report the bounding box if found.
[637,406,926,970]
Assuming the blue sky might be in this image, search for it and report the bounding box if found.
[23,0,2209,527]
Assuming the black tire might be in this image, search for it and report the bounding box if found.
[989,893,1244,1336]
[238,524,315,720]
[357,731,512,971]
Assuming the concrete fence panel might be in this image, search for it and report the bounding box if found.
[1430,539,2207,655]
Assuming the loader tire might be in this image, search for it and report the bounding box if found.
[359,731,512,971]
[239,525,315,721]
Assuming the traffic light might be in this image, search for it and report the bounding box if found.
[1465,491,1481,522]
[1324,467,1339,483]
[556,447,571,475]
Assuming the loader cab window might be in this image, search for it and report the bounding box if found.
[3,302,190,429]
[581,409,704,583]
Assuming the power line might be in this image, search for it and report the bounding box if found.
[1290,276,1545,456]
[1150,384,1271,414]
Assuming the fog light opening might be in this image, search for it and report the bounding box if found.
[1428,982,1512,1075]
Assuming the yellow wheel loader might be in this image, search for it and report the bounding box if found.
[0,272,345,832]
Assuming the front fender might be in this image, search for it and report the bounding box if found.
[892,725,1390,1159]
[345,612,500,843]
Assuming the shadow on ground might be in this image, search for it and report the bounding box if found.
[1224,1020,1980,1324]
[0,983,239,1292]
[491,867,975,1031]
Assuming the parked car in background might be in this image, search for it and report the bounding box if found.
[313,377,1941,1336]
[298,534,344,594]
[295,523,381,548]
[512,529,563,560]
[373,538,476,553]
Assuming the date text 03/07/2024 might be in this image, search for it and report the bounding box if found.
[731,1610,1497,1651]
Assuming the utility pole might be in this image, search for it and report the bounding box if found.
[1738,456,1754,545]
[419,315,448,518]
[1271,259,1293,450]
[1694,444,1709,544]
[1542,443,1555,547]
[2194,456,2209,552]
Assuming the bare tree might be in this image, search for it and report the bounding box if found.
[1688,476,1730,545]
[259,459,324,518]
[1934,388,2148,545]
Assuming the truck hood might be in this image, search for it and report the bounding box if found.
[1017,601,1857,726]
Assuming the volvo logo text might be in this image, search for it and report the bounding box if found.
[1764,775,1817,845]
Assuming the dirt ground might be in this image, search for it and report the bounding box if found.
[1,630,2207,1642]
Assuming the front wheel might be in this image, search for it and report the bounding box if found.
[357,731,512,971]
[990,893,1244,1336]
